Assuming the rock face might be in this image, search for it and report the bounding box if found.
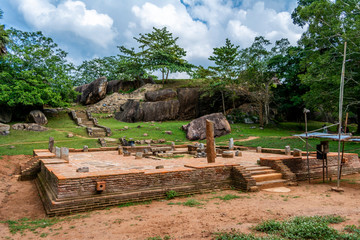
[115,100,179,122]
[145,89,177,102]
[28,110,48,125]
[75,76,108,105]
[106,78,155,94]
[177,88,199,119]
[0,105,12,123]
[12,123,47,131]
[0,123,10,135]
[182,113,231,140]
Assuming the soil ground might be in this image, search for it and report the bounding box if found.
[1,155,360,240]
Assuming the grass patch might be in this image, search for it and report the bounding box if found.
[1,217,61,234]
[117,200,152,208]
[253,215,348,239]
[167,199,203,207]
[146,235,171,240]
[213,194,240,201]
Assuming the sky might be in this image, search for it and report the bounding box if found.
[1,0,305,77]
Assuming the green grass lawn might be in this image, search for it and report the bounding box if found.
[1,111,360,156]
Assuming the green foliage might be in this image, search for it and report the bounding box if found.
[1,217,61,234]
[254,215,347,240]
[182,199,203,207]
[0,8,9,55]
[214,194,240,201]
[74,56,134,85]
[0,28,76,107]
[166,190,179,200]
[213,231,281,240]
[119,27,193,83]
[292,0,360,131]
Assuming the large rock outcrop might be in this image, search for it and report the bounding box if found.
[145,89,177,102]
[115,99,179,122]
[75,77,108,105]
[0,105,12,123]
[106,78,155,94]
[177,88,199,120]
[28,110,48,125]
[182,113,231,140]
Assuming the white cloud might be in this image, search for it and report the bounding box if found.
[131,2,212,59]
[15,0,116,47]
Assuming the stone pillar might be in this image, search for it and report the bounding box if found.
[256,146,262,153]
[48,137,55,153]
[206,120,216,163]
[170,142,175,151]
[118,146,123,155]
[60,147,69,161]
[293,149,302,157]
[229,138,234,150]
[55,147,61,158]
[83,145,89,152]
[285,145,291,155]
[135,152,143,159]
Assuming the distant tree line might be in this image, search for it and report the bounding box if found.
[1,0,359,131]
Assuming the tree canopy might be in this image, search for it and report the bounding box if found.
[0,29,76,107]
[119,27,193,83]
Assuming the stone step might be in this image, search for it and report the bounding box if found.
[252,173,283,182]
[256,179,288,189]
[250,169,277,175]
[244,166,272,171]
[92,127,105,132]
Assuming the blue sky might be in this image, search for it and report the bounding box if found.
[1,0,305,76]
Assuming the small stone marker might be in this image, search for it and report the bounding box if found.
[67,133,74,138]
[156,165,164,169]
[118,147,123,155]
[222,151,234,158]
[256,146,262,153]
[164,131,173,135]
[235,150,242,157]
[60,147,69,161]
[143,133,148,137]
[123,151,131,156]
[135,152,143,159]
[199,143,205,151]
[76,167,89,173]
[123,126,129,130]
[206,120,216,163]
[55,147,61,158]
[285,145,291,155]
[143,148,149,154]
[83,145,88,152]
[229,138,234,150]
[293,149,302,157]
[48,137,55,153]
[171,141,175,151]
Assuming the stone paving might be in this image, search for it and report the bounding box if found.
[42,149,284,179]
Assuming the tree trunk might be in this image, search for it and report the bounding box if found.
[221,90,226,115]
[356,105,360,133]
[264,84,270,125]
[259,101,264,128]
[162,70,165,84]
[165,69,169,83]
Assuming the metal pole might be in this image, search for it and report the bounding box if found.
[340,112,349,179]
[337,42,347,189]
[304,108,310,183]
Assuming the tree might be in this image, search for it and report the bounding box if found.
[0,9,9,55]
[119,27,193,83]
[239,37,289,126]
[208,38,240,111]
[0,28,76,108]
[292,0,360,131]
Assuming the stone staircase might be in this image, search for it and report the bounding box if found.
[19,157,41,181]
[71,110,111,138]
[244,165,287,189]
